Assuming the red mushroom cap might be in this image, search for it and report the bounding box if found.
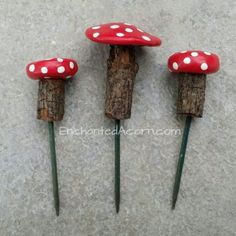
[85,22,161,47]
[26,58,78,80]
[168,50,220,74]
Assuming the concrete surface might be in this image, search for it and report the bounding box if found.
[0,0,236,235]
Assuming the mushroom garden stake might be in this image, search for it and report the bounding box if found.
[85,22,161,212]
[26,58,78,216]
[168,50,220,209]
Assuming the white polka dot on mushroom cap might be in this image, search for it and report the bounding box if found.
[41,67,48,74]
[116,33,125,37]
[201,63,208,71]
[125,28,133,33]
[204,52,211,55]
[92,26,101,29]
[191,52,199,57]
[93,32,100,38]
[142,35,151,41]
[57,58,63,62]
[69,62,75,69]
[29,64,35,72]
[137,28,144,32]
[180,51,187,53]
[57,66,65,73]
[183,57,191,64]
[110,25,120,29]
[124,23,132,25]
[173,62,179,70]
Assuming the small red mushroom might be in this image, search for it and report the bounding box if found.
[25,57,78,216]
[26,57,78,80]
[85,22,161,213]
[167,50,220,209]
[168,50,220,74]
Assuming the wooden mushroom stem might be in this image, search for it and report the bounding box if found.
[37,79,65,121]
[105,45,139,120]
[177,73,206,118]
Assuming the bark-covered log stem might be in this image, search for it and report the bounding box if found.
[177,73,206,117]
[37,79,65,121]
[105,45,139,120]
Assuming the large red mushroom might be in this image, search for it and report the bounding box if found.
[26,57,78,216]
[86,22,161,47]
[85,22,161,213]
[167,50,220,209]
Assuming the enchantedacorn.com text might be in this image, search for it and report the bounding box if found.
[59,126,181,136]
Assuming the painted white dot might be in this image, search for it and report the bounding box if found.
[124,23,132,26]
[110,25,120,29]
[116,33,125,37]
[191,52,199,57]
[41,67,48,74]
[57,58,63,62]
[183,57,191,64]
[69,62,75,69]
[142,35,151,41]
[204,52,211,55]
[29,64,35,72]
[125,28,133,33]
[201,63,208,71]
[93,32,100,38]
[137,28,144,32]
[173,62,179,70]
[180,51,187,53]
[57,66,65,73]
[92,26,101,29]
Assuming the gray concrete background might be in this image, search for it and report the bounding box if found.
[0,0,236,235]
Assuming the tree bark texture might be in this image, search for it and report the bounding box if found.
[105,45,139,120]
[37,79,65,121]
[177,73,206,117]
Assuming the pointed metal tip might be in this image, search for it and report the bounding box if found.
[56,208,60,216]
[116,204,120,213]
[172,200,176,210]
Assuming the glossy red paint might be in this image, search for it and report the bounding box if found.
[168,50,220,74]
[85,22,161,47]
[26,58,78,80]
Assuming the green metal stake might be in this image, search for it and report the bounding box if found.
[115,119,120,213]
[172,116,192,209]
[48,121,60,216]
